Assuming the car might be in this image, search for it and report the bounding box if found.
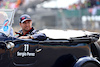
[0,9,100,67]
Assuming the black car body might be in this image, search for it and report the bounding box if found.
[0,9,100,67]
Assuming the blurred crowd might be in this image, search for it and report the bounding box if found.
[68,0,100,10]
[67,0,100,15]
[0,0,29,10]
[0,0,100,16]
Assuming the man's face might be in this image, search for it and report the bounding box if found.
[20,20,32,31]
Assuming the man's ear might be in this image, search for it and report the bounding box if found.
[19,23,21,27]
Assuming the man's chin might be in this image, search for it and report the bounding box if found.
[25,29,30,31]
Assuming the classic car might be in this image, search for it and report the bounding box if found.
[0,9,100,67]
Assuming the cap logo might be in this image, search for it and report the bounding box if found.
[22,17,25,20]
[20,14,31,23]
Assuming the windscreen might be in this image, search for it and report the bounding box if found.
[0,10,12,28]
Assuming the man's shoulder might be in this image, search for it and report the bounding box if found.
[14,30,22,37]
[31,29,39,34]
[18,30,23,33]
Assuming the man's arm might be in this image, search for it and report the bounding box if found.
[18,33,47,40]
[31,33,47,40]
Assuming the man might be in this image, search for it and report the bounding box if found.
[15,14,46,41]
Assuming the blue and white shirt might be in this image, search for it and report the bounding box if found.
[15,27,47,41]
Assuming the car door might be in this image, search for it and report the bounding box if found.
[12,40,39,66]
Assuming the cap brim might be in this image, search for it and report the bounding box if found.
[21,19,31,23]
